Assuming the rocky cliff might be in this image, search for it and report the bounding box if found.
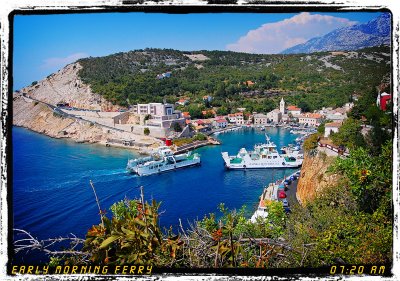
[13,95,112,143]
[17,62,120,111]
[296,150,342,205]
[12,62,161,149]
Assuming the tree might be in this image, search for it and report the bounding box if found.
[303,133,320,151]
[330,118,365,150]
[172,122,182,132]
[144,127,150,136]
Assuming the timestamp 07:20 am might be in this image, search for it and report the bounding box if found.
[330,265,386,275]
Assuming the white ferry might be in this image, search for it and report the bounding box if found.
[221,135,303,169]
[127,146,200,176]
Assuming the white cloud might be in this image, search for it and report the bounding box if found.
[41,52,88,69]
[226,12,357,54]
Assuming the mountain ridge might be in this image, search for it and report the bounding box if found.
[282,13,391,54]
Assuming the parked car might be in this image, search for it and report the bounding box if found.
[282,199,289,207]
[278,191,287,199]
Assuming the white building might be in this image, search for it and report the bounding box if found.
[132,102,185,130]
[267,109,282,123]
[298,113,323,126]
[324,122,343,137]
[254,113,269,125]
[213,119,228,128]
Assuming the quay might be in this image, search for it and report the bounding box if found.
[251,170,300,222]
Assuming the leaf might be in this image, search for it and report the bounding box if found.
[99,235,120,249]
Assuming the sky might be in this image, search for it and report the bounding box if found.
[13,11,383,90]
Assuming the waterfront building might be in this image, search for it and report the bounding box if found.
[254,113,269,125]
[227,112,244,124]
[267,109,282,123]
[324,121,343,137]
[298,113,323,126]
[213,119,228,128]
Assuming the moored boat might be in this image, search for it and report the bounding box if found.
[221,134,303,169]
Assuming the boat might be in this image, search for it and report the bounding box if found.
[127,146,201,176]
[221,134,303,169]
[250,183,278,222]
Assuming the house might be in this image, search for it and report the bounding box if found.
[227,114,237,123]
[176,99,189,106]
[233,112,244,125]
[267,109,282,123]
[213,119,228,128]
[156,71,172,79]
[227,112,244,124]
[298,113,323,126]
[253,113,269,125]
[202,109,216,117]
[376,92,391,111]
[182,111,191,119]
[203,95,213,103]
[245,80,255,86]
[326,108,347,122]
[286,105,301,115]
[324,122,343,137]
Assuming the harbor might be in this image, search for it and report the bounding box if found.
[13,126,300,240]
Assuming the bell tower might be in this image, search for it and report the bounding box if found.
[280,98,285,114]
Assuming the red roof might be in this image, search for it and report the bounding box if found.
[287,105,301,111]
[216,119,226,123]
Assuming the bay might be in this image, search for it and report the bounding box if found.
[12,126,298,242]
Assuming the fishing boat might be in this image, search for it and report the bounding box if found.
[127,146,200,176]
[221,134,303,169]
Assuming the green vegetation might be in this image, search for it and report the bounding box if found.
[173,133,207,146]
[77,47,390,114]
[143,127,150,136]
[303,133,320,151]
[330,118,366,150]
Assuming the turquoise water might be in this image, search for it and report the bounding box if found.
[12,126,298,241]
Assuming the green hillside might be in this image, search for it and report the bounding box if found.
[77,47,390,113]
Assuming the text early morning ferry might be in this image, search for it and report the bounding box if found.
[221,134,303,169]
[127,146,201,176]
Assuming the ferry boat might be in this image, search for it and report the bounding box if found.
[127,146,201,176]
[221,135,303,169]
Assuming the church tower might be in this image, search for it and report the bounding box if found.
[280,97,285,114]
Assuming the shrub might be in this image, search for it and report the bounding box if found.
[144,127,150,136]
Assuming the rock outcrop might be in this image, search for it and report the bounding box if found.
[13,95,110,142]
[18,63,120,111]
[296,151,342,205]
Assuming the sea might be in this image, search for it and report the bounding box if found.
[12,126,298,263]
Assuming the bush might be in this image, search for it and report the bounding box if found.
[303,133,320,151]
[144,127,150,135]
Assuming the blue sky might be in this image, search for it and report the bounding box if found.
[13,11,383,90]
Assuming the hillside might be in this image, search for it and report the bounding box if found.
[77,46,390,114]
[282,13,390,54]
